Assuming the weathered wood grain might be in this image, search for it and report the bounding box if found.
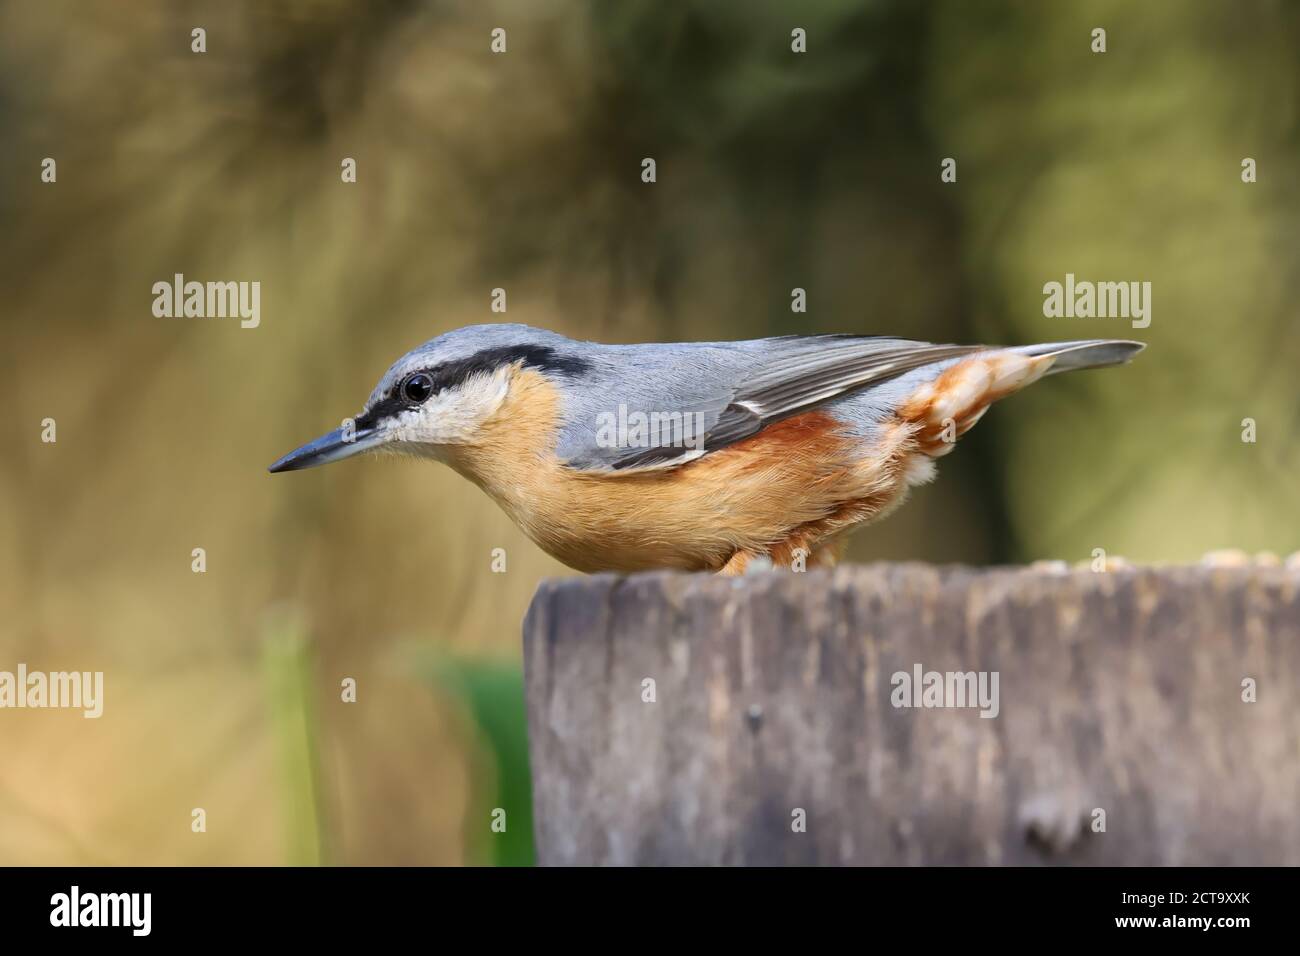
[523,564,1300,865]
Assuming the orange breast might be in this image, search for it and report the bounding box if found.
[445,370,918,572]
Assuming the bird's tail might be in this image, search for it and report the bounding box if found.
[1014,339,1146,374]
[899,338,1144,465]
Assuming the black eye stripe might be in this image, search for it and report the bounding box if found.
[359,344,593,427]
[421,345,592,396]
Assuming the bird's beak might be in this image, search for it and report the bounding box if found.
[267,425,385,473]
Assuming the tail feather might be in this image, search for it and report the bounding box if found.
[1016,339,1146,374]
[900,338,1143,463]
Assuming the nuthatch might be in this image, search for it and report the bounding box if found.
[269,325,1142,574]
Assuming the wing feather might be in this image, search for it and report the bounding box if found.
[602,337,983,472]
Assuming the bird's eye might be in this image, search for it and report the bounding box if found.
[401,372,434,404]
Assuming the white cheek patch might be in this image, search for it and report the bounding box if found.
[382,368,512,446]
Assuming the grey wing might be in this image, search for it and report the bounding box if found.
[558,336,984,473]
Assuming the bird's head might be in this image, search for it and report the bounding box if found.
[267,324,592,474]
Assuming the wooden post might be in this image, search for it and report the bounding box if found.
[522,564,1300,865]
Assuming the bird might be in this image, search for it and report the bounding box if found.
[268,324,1143,574]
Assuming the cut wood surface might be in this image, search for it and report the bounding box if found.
[523,563,1300,865]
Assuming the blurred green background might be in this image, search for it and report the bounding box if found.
[0,0,1296,864]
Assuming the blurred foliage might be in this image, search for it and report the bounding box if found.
[0,0,1296,864]
[416,652,534,866]
[261,608,328,866]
